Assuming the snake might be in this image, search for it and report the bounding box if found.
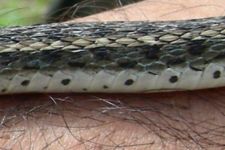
[0,16,225,94]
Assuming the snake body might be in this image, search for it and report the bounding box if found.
[0,16,225,94]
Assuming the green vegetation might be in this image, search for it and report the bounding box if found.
[0,0,51,26]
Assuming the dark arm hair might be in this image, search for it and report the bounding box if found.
[45,0,142,23]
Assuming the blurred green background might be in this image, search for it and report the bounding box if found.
[0,0,51,26]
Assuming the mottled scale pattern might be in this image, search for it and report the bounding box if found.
[0,16,225,93]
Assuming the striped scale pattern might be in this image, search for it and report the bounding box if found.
[0,16,225,93]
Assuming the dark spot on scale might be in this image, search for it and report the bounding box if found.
[148,71,157,75]
[1,89,6,92]
[125,79,134,86]
[117,58,137,68]
[21,80,30,86]
[145,45,161,59]
[213,70,221,79]
[48,74,53,77]
[167,56,186,66]
[103,85,108,89]
[68,61,86,68]
[91,47,111,60]
[169,76,178,83]
[83,88,87,91]
[187,39,207,55]
[61,79,71,86]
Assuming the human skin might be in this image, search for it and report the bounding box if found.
[0,0,225,149]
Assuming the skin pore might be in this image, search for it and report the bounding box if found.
[1,0,225,149]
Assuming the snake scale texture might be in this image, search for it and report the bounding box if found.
[0,16,225,94]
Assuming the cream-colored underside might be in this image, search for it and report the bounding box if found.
[0,63,224,94]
